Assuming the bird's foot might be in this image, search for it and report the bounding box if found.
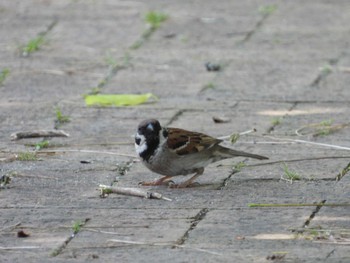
[139,176,174,186]
[169,181,201,188]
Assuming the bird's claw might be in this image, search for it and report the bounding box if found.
[169,181,201,188]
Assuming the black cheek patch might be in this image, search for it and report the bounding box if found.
[135,137,141,145]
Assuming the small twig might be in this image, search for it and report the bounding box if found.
[85,228,129,235]
[11,130,70,140]
[218,128,257,140]
[0,246,40,250]
[263,136,350,151]
[99,185,172,201]
[295,123,349,137]
[248,203,350,208]
[38,149,136,158]
[220,156,350,169]
[338,66,350,73]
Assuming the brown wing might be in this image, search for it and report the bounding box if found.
[166,128,222,155]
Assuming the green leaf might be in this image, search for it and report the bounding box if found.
[84,93,158,107]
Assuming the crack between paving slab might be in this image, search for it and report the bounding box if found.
[266,102,297,133]
[294,200,326,232]
[165,109,203,126]
[335,162,350,181]
[173,208,209,248]
[325,249,336,259]
[21,19,58,57]
[50,218,90,257]
[166,109,186,126]
[239,13,271,44]
[217,168,243,190]
[310,53,346,88]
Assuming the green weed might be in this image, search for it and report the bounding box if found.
[234,161,246,172]
[145,11,168,29]
[17,152,38,161]
[282,163,301,181]
[319,64,332,74]
[202,82,215,91]
[271,117,282,126]
[22,35,45,56]
[55,107,70,128]
[259,4,277,16]
[72,220,83,233]
[315,119,333,136]
[130,11,168,49]
[0,68,10,86]
[35,140,50,150]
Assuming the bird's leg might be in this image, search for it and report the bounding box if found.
[171,168,204,188]
[139,175,174,186]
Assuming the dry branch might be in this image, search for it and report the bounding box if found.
[99,185,171,201]
[11,130,70,140]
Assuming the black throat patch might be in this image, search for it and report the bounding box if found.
[139,135,159,161]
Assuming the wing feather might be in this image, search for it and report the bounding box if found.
[166,128,221,155]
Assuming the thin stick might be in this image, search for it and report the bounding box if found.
[39,149,136,158]
[0,246,40,250]
[11,130,70,140]
[218,128,256,140]
[264,136,350,151]
[99,185,172,201]
[248,203,350,208]
[219,156,350,168]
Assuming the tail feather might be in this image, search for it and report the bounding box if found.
[217,147,268,160]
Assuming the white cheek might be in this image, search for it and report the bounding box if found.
[135,134,147,155]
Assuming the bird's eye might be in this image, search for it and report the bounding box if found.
[135,137,141,145]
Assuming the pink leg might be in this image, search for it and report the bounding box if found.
[139,175,173,186]
[171,168,204,188]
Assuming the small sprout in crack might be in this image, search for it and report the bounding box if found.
[130,11,168,50]
[0,68,10,86]
[295,227,333,241]
[233,161,246,172]
[105,52,118,68]
[145,11,168,30]
[259,4,277,16]
[35,140,50,150]
[202,82,215,91]
[22,35,45,56]
[319,64,332,74]
[17,152,38,161]
[72,220,83,234]
[320,119,333,126]
[55,107,70,128]
[282,163,301,182]
[88,87,101,95]
[271,117,282,126]
[315,119,334,136]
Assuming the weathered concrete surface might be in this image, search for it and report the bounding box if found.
[1,0,350,262]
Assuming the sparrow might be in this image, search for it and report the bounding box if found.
[135,119,268,188]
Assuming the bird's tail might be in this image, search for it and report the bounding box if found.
[216,147,268,160]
